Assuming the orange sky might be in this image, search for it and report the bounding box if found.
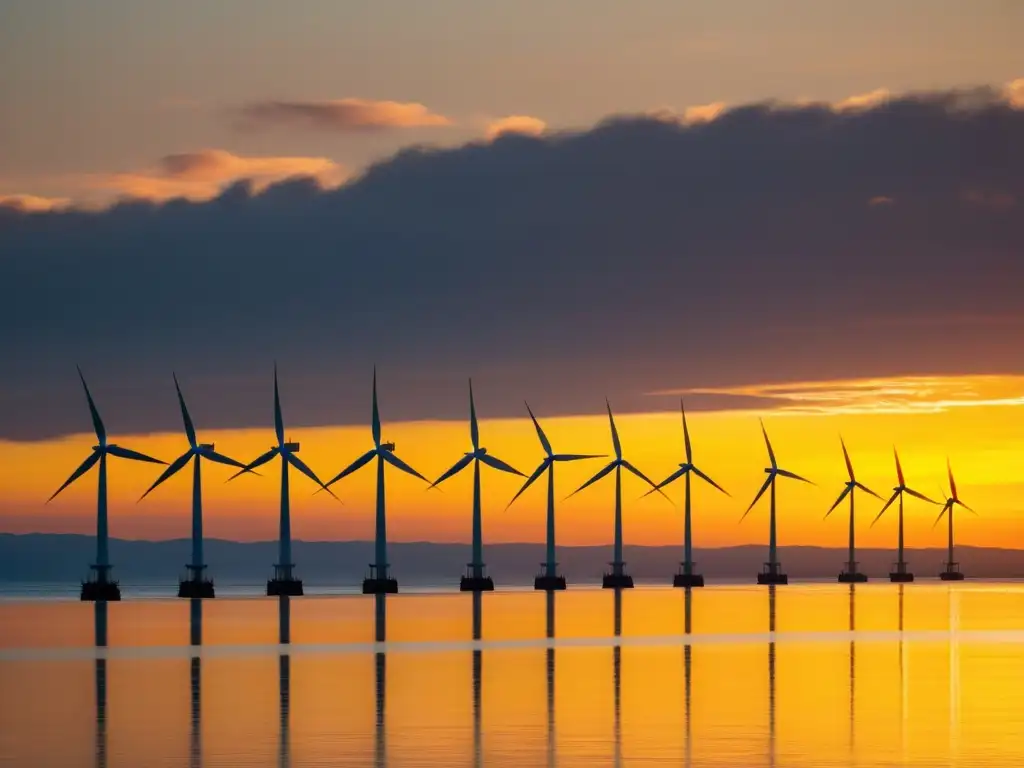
[3,373,1022,550]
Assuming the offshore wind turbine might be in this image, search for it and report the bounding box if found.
[824,437,882,583]
[231,365,336,596]
[741,420,812,585]
[139,374,249,598]
[567,400,666,589]
[645,400,729,588]
[506,402,602,591]
[322,369,428,594]
[935,460,976,581]
[48,368,166,601]
[431,379,524,592]
[870,448,937,583]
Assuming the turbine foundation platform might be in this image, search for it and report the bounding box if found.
[81,580,120,602]
[267,578,303,596]
[534,575,567,591]
[673,573,705,588]
[757,562,787,585]
[178,578,215,598]
[838,572,868,583]
[460,576,494,592]
[363,577,399,594]
[602,573,634,589]
[940,562,965,581]
[889,572,914,583]
[460,564,494,592]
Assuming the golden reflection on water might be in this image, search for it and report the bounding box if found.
[0,584,1023,767]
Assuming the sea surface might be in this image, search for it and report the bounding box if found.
[1,582,1024,767]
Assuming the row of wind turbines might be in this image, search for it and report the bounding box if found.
[48,367,976,601]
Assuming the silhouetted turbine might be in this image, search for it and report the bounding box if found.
[824,437,881,579]
[934,459,977,578]
[870,448,937,577]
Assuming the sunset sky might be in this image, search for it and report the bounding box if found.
[1,1,1023,552]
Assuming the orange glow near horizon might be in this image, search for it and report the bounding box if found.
[2,373,1023,550]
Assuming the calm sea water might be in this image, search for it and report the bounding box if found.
[1,583,1023,767]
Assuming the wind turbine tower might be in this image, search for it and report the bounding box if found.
[322,369,429,594]
[507,402,602,591]
[825,437,881,583]
[741,420,812,585]
[647,400,729,588]
[48,368,166,601]
[431,380,524,592]
[139,374,249,598]
[935,460,976,581]
[232,366,336,596]
[568,400,666,589]
[871,448,937,583]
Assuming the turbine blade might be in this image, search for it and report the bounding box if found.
[871,490,901,527]
[525,401,553,457]
[681,399,692,464]
[825,484,852,518]
[430,454,474,489]
[273,364,284,446]
[741,474,773,521]
[904,487,938,505]
[606,399,622,460]
[955,499,978,516]
[479,453,525,477]
[893,447,904,486]
[691,465,730,497]
[933,502,952,528]
[173,373,197,449]
[381,450,428,483]
[198,447,248,470]
[229,447,279,480]
[139,451,194,500]
[841,437,854,481]
[854,481,884,501]
[552,453,605,462]
[775,468,813,485]
[760,419,776,469]
[77,367,106,445]
[107,445,166,464]
[324,449,376,488]
[622,460,672,504]
[507,459,550,509]
[371,367,381,448]
[469,379,479,452]
[646,466,688,495]
[285,452,336,498]
[947,458,958,501]
[47,450,101,502]
[566,461,615,499]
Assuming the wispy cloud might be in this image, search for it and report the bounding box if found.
[237,98,452,132]
[651,375,1024,416]
[485,115,547,140]
[92,149,347,203]
[834,88,891,112]
[0,194,72,212]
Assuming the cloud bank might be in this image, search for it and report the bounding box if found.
[1,82,1023,441]
[237,98,452,132]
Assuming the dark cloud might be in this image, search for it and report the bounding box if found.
[1,84,1023,441]
[236,98,452,132]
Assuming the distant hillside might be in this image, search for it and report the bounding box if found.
[1,534,1022,585]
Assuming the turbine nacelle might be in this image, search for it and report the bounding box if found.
[283,442,300,452]
[199,443,215,451]
[381,441,396,452]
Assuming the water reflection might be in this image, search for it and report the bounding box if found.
[375,595,386,768]
[94,601,107,768]
[684,588,693,768]
[848,585,856,757]
[546,591,556,768]
[613,589,623,768]
[279,596,291,768]
[767,585,777,768]
[189,599,203,768]
[472,592,483,768]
